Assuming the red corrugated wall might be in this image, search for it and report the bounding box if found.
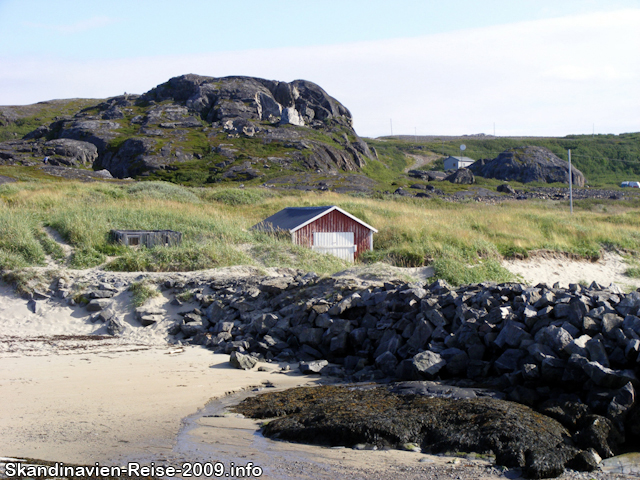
[292,209,372,259]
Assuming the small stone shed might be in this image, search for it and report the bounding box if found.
[444,156,475,171]
[252,206,377,262]
[110,230,182,248]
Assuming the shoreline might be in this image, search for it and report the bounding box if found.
[2,349,633,480]
[2,254,640,479]
[0,346,316,466]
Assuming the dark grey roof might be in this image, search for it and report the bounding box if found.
[252,206,335,232]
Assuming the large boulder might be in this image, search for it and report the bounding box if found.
[412,350,446,378]
[469,146,585,186]
[445,168,475,184]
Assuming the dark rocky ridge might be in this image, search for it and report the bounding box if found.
[0,75,375,179]
[61,270,640,477]
[469,146,585,187]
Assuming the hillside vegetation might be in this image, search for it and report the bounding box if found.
[2,180,640,287]
[1,82,638,191]
[374,133,640,188]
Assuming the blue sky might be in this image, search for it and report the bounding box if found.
[1,0,638,137]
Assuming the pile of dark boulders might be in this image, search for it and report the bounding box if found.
[67,271,640,477]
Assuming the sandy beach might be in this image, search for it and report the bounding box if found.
[502,250,640,292]
[1,255,638,479]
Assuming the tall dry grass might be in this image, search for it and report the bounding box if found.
[1,181,639,284]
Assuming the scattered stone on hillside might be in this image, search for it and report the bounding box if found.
[408,170,447,181]
[44,139,98,166]
[393,187,413,196]
[23,125,50,140]
[469,146,585,186]
[0,174,16,185]
[98,136,166,178]
[497,183,516,194]
[84,289,115,300]
[95,308,116,324]
[412,350,446,378]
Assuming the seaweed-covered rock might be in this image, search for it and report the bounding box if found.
[233,384,592,478]
[575,415,624,459]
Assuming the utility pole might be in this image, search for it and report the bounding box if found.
[568,149,573,214]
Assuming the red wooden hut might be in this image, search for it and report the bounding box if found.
[252,206,377,262]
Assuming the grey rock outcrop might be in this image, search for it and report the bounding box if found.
[1,75,374,179]
[469,146,585,186]
[143,75,353,130]
[0,138,98,167]
[44,139,98,166]
[445,167,474,184]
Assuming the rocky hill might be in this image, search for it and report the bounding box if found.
[469,146,586,186]
[0,74,375,181]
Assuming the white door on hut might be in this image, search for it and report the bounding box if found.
[312,232,356,262]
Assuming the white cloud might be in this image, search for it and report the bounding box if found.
[541,65,625,82]
[1,9,638,137]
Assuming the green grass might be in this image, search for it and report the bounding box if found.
[361,140,412,187]
[250,233,350,273]
[1,181,640,286]
[203,188,276,206]
[0,210,47,268]
[626,266,640,279]
[126,181,201,203]
[104,241,253,272]
[0,165,65,183]
[128,280,160,307]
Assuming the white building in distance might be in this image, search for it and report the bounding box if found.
[444,156,475,171]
